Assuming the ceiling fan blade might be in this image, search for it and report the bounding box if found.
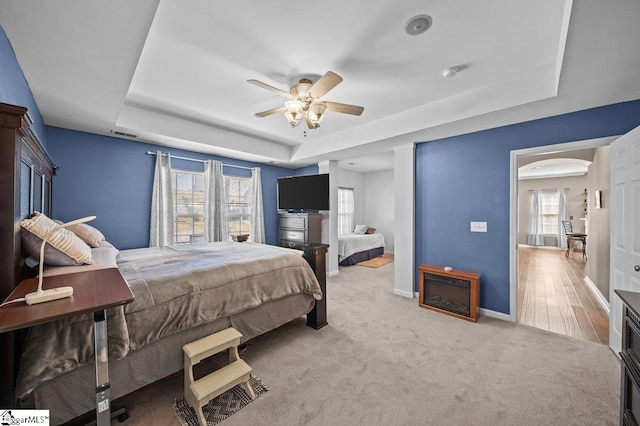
[308,71,343,99]
[247,79,293,99]
[253,106,287,117]
[325,101,364,116]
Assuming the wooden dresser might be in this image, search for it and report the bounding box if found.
[278,212,322,249]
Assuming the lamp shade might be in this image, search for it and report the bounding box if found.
[284,100,304,115]
[308,101,327,128]
[284,111,302,128]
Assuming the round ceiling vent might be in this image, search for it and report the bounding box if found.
[405,14,433,36]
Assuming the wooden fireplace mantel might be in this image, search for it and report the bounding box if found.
[418,265,480,322]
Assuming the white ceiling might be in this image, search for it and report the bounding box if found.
[1,1,640,171]
[518,158,591,180]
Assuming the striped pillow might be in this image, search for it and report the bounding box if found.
[21,212,94,265]
[66,222,105,248]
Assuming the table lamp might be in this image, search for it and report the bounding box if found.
[25,215,97,305]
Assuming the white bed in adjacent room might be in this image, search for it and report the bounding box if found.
[338,227,385,266]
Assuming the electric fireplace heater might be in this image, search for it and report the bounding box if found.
[418,265,480,322]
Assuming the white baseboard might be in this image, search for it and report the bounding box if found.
[584,276,610,314]
[480,308,511,322]
[327,270,339,277]
[393,289,414,298]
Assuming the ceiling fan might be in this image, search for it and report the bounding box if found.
[248,71,364,129]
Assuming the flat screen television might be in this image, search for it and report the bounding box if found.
[277,173,330,211]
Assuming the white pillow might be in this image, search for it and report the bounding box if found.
[21,212,94,265]
[66,222,105,248]
[354,224,368,234]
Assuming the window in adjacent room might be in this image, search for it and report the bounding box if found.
[540,191,559,234]
[225,176,253,240]
[172,170,205,244]
[338,187,355,234]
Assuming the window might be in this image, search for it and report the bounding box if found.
[225,176,252,240]
[170,170,254,243]
[540,192,559,234]
[338,187,355,234]
[172,170,205,244]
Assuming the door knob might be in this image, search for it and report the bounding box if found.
[635,265,640,272]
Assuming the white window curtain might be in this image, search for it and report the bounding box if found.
[527,190,544,246]
[250,167,265,243]
[204,160,227,242]
[149,151,175,247]
[338,187,355,234]
[557,188,568,249]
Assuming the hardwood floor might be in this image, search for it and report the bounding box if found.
[518,245,609,345]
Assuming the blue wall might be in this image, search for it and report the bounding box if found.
[416,99,640,314]
[46,127,317,249]
[0,25,47,144]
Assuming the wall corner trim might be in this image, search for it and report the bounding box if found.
[394,289,414,299]
[584,276,610,314]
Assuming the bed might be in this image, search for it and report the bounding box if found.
[338,227,385,266]
[0,103,325,425]
[16,240,322,424]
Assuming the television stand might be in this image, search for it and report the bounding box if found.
[278,212,322,249]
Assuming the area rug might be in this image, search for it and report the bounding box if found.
[173,375,269,426]
[357,257,394,268]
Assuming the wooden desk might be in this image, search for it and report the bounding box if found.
[0,268,133,425]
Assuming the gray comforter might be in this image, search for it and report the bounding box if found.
[16,242,322,398]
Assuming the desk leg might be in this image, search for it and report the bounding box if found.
[94,310,110,426]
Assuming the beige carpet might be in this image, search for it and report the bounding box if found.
[117,261,620,426]
[356,257,393,268]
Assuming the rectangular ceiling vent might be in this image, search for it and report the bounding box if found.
[110,130,138,138]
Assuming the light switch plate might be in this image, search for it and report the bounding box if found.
[471,221,487,232]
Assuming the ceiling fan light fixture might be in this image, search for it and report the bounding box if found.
[308,101,327,120]
[249,71,363,131]
[285,99,304,115]
[308,102,327,128]
[290,79,312,99]
[284,111,302,127]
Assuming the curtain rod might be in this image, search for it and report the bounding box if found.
[146,151,254,171]
[527,188,570,192]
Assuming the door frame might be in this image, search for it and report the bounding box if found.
[508,136,617,322]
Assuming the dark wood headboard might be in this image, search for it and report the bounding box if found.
[0,102,56,406]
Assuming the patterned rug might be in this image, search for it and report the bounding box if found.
[357,257,394,268]
[173,375,269,425]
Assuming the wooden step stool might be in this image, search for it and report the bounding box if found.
[183,327,255,426]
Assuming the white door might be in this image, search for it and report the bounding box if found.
[609,125,640,355]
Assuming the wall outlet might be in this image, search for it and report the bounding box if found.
[470,221,487,232]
